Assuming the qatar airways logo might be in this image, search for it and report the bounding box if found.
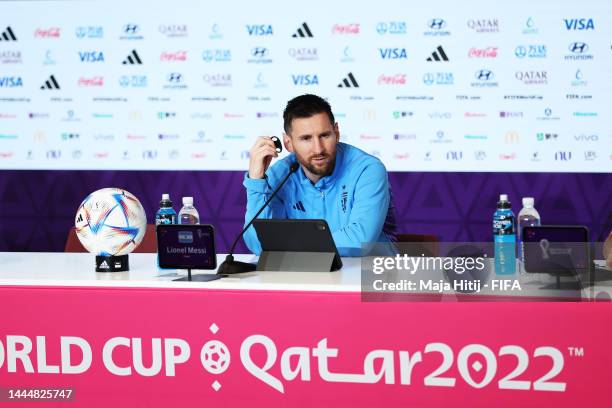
[35,27,60,38]
[467,19,499,33]
[0,331,573,394]
[331,23,360,34]
[468,47,498,58]
[160,51,187,62]
[377,74,406,85]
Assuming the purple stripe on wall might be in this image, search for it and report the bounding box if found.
[0,171,610,252]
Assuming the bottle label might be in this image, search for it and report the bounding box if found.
[493,217,514,235]
[155,214,175,225]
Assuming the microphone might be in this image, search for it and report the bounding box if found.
[217,162,299,274]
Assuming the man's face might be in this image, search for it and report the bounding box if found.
[284,112,340,180]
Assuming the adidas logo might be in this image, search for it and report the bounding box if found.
[292,22,313,38]
[77,214,83,222]
[122,49,142,65]
[426,45,449,61]
[99,260,109,269]
[40,75,60,90]
[292,201,306,212]
[337,72,359,88]
[0,26,17,41]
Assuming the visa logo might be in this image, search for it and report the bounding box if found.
[0,77,23,87]
[291,74,319,85]
[246,24,273,36]
[564,18,595,30]
[78,51,104,62]
[379,48,407,59]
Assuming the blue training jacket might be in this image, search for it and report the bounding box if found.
[242,142,397,256]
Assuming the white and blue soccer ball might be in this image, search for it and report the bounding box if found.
[75,188,147,256]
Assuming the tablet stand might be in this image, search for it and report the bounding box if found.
[257,251,335,272]
[173,269,223,282]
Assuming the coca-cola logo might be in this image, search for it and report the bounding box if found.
[377,74,407,85]
[468,47,498,58]
[78,77,104,87]
[160,51,187,61]
[35,27,61,38]
[331,24,360,34]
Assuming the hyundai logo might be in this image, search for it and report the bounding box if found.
[251,47,268,57]
[167,73,182,83]
[123,24,139,34]
[569,42,588,54]
[428,19,446,30]
[475,69,494,81]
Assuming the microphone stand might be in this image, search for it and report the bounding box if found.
[217,163,299,274]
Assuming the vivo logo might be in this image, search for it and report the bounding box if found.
[78,51,104,62]
[0,77,23,87]
[246,24,273,36]
[574,134,598,142]
[564,18,594,30]
[291,74,319,86]
[379,48,407,59]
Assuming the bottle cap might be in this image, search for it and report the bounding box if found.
[182,196,193,205]
[162,193,169,200]
[499,194,508,201]
[522,197,534,207]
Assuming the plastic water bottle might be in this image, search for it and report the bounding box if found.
[155,194,177,225]
[178,197,200,225]
[517,197,541,262]
[493,194,516,275]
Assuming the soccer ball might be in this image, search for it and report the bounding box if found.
[200,340,230,374]
[75,188,147,256]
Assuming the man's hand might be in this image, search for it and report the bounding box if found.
[248,136,278,179]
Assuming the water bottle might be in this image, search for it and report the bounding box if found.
[178,197,200,225]
[155,194,177,225]
[517,197,541,262]
[493,194,516,275]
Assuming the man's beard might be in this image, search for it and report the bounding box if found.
[301,153,336,177]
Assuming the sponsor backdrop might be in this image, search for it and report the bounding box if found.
[0,0,610,250]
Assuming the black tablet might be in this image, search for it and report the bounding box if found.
[253,219,342,271]
[522,225,589,274]
[156,224,217,270]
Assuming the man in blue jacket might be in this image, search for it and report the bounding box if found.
[243,94,397,256]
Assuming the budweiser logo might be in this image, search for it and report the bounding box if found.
[160,51,187,61]
[377,74,406,85]
[468,47,498,58]
[35,28,60,38]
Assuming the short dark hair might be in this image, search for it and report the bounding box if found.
[283,94,335,134]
